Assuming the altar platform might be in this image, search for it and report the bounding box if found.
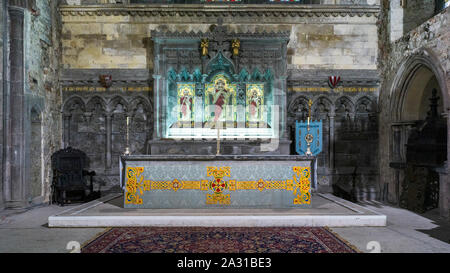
[48,193,386,227]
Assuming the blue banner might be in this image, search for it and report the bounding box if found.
[295,120,323,156]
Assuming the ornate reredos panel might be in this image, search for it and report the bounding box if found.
[152,23,289,140]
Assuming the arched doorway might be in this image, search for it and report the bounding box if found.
[389,50,449,218]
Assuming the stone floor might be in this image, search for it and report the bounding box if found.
[0,196,449,253]
[47,193,386,227]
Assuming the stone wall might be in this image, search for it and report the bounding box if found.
[389,0,440,43]
[0,0,4,208]
[389,0,404,42]
[403,0,436,35]
[379,6,449,206]
[60,15,379,71]
[26,0,62,204]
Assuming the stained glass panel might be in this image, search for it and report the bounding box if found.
[177,83,195,124]
[246,84,266,126]
[204,74,237,124]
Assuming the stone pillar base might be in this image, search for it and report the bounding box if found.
[4,200,29,210]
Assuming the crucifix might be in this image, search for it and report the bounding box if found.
[215,121,226,156]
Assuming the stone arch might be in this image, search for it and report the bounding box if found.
[356,96,375,114]
[129,96,152,128]
[129,96,153,154]
[287,95,310,155]
[63,96,88,148]
[109,96,129,159]
[86,96,107,112]
[312,96,333,120]
[312,96,332,169]
[389,48,449,217]
[85,96,107,134]
[206,52,236,76]
[288,95,309,121]
[335,96,354,133]
[109,96,129,114]
[63,96,86,114]
[335,96,355,115]
[390,49,449,122]
[129,96,152,114]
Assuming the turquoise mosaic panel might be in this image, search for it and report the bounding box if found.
[124,160,312,209]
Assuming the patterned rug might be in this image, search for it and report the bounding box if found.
[82,227,359,253]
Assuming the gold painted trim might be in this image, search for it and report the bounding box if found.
[62,86,152,92]
[288,87,378,92]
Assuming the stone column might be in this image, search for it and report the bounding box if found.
[439,111,450,220]
[437,165,449,219]
[328,110,336,170]
[5,6,26,208]
[63,114,71,148]
[105,113,112,171]
[152,74,161,139]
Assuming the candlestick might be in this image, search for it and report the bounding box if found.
[125,116,130,155]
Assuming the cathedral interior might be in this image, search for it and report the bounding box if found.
[0,0,449,253]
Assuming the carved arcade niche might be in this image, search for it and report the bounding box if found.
[287,93,378,197]
[63,95,153,173]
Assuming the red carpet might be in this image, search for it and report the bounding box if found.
[82,227,359,253]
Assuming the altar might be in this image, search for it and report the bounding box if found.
[121,155,316,209]
[120,22,316,209]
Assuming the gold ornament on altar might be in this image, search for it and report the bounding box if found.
[200,39,209,56]
[124,166,311,206]
[231,39,240,56]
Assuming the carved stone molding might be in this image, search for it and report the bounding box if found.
[151,30,291,41]
[59,5,380,18]
[60,69,152,86]
[60,68,380,88]
[287,69,380,87]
